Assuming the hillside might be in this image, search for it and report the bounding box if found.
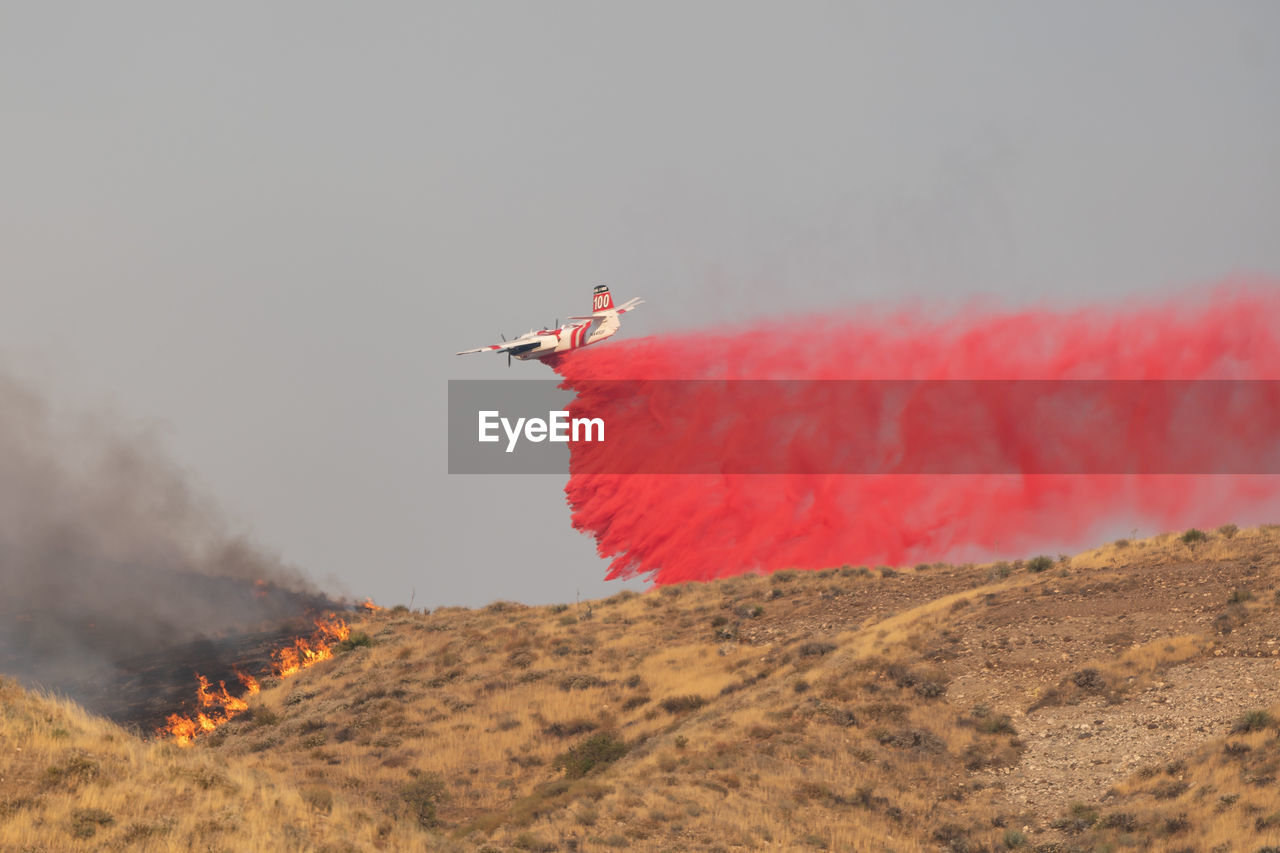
[2,526,1280,852]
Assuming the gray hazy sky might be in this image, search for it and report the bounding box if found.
[3,2,1278,607]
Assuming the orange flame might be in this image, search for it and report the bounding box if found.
[160,614,351,746]
[162,674,251,746]
[358,598,383,612]
[314,615,351,643]
[236,670,261,695]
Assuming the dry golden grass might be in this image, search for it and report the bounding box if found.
[2,524,1279,851]
[1072,522,1278,571]
[1059,701,1280,852]
[1027,633,1214,711]
[0,675,440,852]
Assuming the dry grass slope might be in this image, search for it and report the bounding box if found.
[2,524,1280,852]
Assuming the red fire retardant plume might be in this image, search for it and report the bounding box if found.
[550,281,1280,585]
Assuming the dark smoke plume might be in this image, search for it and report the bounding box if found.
[552,280,1280,584]
[0,368,335,719]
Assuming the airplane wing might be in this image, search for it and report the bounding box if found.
[456,341,541,356]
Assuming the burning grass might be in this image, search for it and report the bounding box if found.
[159,614,351,746]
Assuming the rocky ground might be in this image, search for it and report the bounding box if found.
[964,655,1280,815]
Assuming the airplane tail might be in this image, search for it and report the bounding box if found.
[591,284,615,313]
[570,290,642,323]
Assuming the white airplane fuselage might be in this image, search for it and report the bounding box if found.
[455,286,643,364]
[508,312,622,361]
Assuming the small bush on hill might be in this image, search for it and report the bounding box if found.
[1181,528,1206,544]
[877,728,944,753]
[485,600,519,613]
[559,674,606,691]
[553,732,628,778]
[660,694,706,714]
[977,714,1016,735]
[338,631,372,652]
[401,772,448,827]
[1209,607,1234,634]
[43,754,99,789]
[69,808,114,839]
[252,707,280,727]
[507,648,536,669]
[543,718,598,738]
[1100,812,1138,831]
[1231,709,1276,733]
[1026,555,1054,573]
[1071,668,1106,692]
[915,681,946,699]
[1051,803,1098,834]
[1150,779,1188,799]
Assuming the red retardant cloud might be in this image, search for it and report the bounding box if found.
[550,281,1280,584]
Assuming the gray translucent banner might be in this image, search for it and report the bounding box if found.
[448,379,1280,475]
[448,380,577,474]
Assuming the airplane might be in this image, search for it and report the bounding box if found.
[456,285,643,366]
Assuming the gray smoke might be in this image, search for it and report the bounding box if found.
[0,367,336,710]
